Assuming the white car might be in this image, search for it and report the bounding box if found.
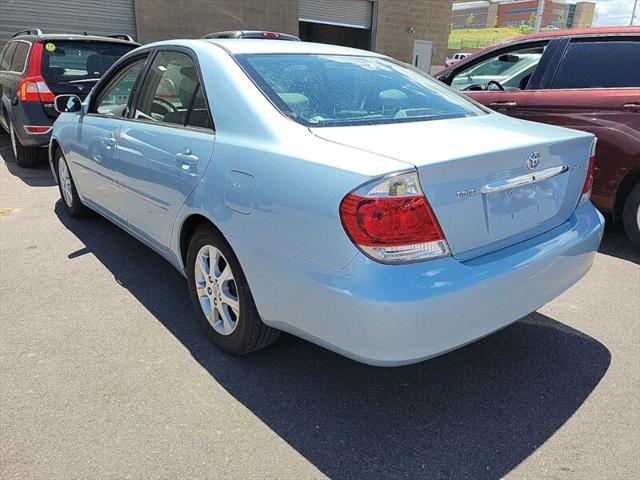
[445,52,470,67]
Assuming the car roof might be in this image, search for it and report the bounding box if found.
[438,26,640,75]
[512,25,640,41]
[148,38,385,57]
[10,33,138,45]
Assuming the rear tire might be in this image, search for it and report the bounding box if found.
[186,225,279,355]
[55,149,90,217]
[622,183,640,250]
[10,120,40,168]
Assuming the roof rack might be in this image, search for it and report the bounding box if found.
[107,34,134,42]
[12,29,43,38]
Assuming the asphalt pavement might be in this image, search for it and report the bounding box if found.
[1,132,638,479]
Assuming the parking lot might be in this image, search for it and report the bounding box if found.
[0,130,638,479]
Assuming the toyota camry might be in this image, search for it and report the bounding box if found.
[49,39,604,366]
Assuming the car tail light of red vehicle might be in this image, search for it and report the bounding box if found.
[578,139,597,207]
[17,42,55,103]
[340,171,451,264]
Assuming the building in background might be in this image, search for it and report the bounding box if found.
[451,0,595,29]
[0,0,454,72]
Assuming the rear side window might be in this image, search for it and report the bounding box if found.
[40,41,136,94]
[10,42,30,72]
[552,40,640,89]
[186,85,213,130]
[1,43,17,71]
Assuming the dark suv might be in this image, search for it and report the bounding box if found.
[0,29,138,167]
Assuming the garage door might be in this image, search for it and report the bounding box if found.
[299,0,373,29]
[0,0,137,47]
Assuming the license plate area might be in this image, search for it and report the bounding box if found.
[483,175,566,235]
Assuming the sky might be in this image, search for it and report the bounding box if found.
[591,0,638,26]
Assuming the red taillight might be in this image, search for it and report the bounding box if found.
[24,126,52,134]
[261,31,280,38]
[578,140,597,207]
[339,171,450,263]
[17,43,55,103]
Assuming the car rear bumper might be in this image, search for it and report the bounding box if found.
[230,202,605,366]
[9,102,53,147]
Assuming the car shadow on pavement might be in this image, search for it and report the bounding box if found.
[0,133,56,187]
[55,201,611,480]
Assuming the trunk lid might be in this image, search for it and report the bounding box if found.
[312,114,594,260]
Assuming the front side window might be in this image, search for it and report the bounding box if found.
[133,51,206,127]
[237,54,483,127]
[552,39,640,89]
[10,42,29,72]
[451,45,546,92]
[95,59,146,116]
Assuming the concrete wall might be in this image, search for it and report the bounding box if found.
[135,0,299,43]
[134,0,452,67]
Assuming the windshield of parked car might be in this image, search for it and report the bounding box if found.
[237,54,484,127]
[41,41,136,95]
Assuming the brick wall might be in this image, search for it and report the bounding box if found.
[135,0,299,43]
[134,0,452,67]
[375,0,453,67]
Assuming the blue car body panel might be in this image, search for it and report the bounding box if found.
[50,39,605,366]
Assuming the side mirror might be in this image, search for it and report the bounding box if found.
[54,94,82,114]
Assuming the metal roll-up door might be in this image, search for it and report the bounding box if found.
[299,0,373,29]
[0,0,137,47]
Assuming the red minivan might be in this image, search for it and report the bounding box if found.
[436,27,640,248]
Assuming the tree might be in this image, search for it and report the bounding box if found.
[465,13,476,27]
[528,13,537,27]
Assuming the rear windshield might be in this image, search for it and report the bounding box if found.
[237,54,484,127]
[41,40,136,94]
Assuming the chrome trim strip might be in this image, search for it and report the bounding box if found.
[482,165,569,194]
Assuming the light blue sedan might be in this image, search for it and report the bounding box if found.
[50,39,604,366]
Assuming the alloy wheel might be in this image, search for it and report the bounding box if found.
[58,158,74,207]
[194,245,240,336]
[9,121,17,159]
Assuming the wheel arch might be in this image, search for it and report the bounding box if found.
[178,213,229,272]
[49,137,62,182]
[615,166,640,220]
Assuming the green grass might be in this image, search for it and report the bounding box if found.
[448,26,532,50]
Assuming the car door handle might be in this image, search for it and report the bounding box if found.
[101,136,116,148]
[176,148,199,166]
[489,101,517,107]
[622,103,640,112]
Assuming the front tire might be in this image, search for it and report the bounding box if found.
[55,149,90,217]
[622,183,640,250]
[10,120,40,168]
[186,225,279,355]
